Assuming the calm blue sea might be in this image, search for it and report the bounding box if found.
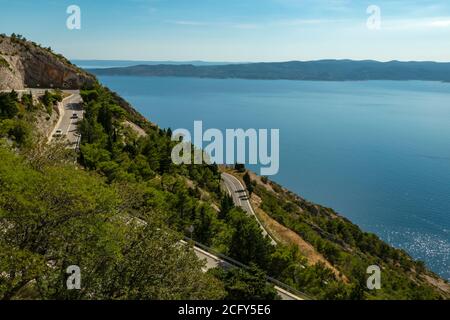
[98,76,450,280]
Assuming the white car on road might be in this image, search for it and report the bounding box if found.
[53,129,64,138]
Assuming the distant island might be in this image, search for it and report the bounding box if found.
[2,33,450,300]
[88,60,450,82]
[72,60,238,69]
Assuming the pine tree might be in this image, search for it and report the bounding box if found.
[243,172,254,195]
[219,194,234,220]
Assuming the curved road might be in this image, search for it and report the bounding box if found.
[221,173,277,245]
[48,91,83,149]
[17,87,302,300]
[3,88,84,147]
[189,242,303,300]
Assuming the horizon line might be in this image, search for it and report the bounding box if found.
[71,58,450,64]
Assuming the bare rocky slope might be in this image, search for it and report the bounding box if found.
[0,34,94,90]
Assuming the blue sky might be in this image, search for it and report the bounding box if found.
[1,0,450,61]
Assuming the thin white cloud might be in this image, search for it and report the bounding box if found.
[428,19,450,28]
[275,19,335,26]
[165,18,336,29]
[232,23,261,29]
[165,20,209,26]
[382,17,450,30]
[164,16,450,32]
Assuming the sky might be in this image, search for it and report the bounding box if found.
[1,0,450,62]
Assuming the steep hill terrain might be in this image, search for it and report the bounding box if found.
[0,34,94,90]
[0,35,448,300]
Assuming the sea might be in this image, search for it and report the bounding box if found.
[93,72,450,280]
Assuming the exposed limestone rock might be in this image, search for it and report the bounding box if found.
[0,34,95,90]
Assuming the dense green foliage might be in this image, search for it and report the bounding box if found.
[255,182,445,299]
[0,146,224,300]
[0,83,280,300]
[210,265,278,300]
[0,91,19,119]
[0,86,231,300]
[73,85,356,300]
[40,90,62,115]
[0,91,33,148]
[243,172,254,195]
[1,77,447,300]
[0,90,61,149]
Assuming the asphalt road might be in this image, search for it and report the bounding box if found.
[49,92,83,149]
[185,242,303,300]
[221,173,277,245]
[2,88,303,300]
[1,88,83,148]
[219,174,309,300]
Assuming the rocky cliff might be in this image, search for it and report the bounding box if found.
[0,34,94,90]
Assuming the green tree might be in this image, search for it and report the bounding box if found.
[219,194,234,220]
[0,146,225,300]
[193,206,215,245]
[210,265,278,300]
[41,90,54,108]
[97,104,114,136]
[80,143,111,170]
[243,172,254,195]
[21,93,34,111]
[0,119,33,147]
[228,210,274,268]
[0,92,19,119]
[234,163,246,173]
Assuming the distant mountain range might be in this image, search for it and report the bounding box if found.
[3,34,450,300]
[88,60,450,82]
[72,59,238,69]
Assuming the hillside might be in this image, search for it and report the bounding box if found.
[0,33,94,90]
[88,60,450,82]
[1,35,449,300]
